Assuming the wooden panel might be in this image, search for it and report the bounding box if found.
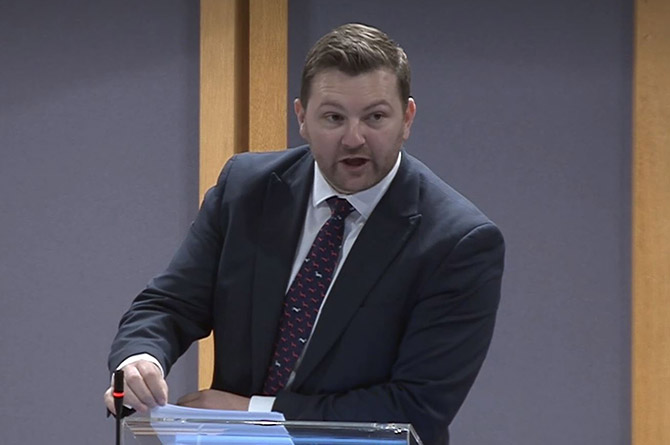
[200,0,248,200]
[632,0,670,443]
[198,0,249,390]
[248,0,288,151]
[198,0,287,390]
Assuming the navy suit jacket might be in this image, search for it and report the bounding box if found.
[109,145,505,445]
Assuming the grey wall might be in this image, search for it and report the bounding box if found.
[288,1,632,444]
[0,1,199,443]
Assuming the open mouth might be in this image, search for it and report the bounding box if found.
[342,158,368,167]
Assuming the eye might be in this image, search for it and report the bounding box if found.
[324,113,343,123]
[367,112,386,123]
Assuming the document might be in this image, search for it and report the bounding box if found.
[146,404,292,445]
[151,403,286,421]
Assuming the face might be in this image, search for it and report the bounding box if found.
[295,68,416,194]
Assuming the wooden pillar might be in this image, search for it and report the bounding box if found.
[198,0,287,390]
[632,0,670,443]
[249,0,288,151]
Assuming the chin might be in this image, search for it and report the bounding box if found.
[342,182,374,194]
[330,172,377,194]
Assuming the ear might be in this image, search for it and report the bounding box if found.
[402,97,417,140]
[294,98,307,139]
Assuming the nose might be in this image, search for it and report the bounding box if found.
[341,120,365,148]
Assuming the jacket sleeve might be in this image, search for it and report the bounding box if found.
[273,222,505,445]
[107,156,236,375]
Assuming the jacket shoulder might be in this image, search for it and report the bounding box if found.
[212,145,312,198]
[400,153,503,255]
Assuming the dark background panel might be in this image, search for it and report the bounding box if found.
[287,1,631,443]
[0,1,199,442]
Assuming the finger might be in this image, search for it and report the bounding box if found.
[104,386,116,415]
[104,384,149,415]
[121,384,150,414]
[124,364,158,410]
[136,361,168,405]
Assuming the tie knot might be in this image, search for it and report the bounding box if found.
[326,197,354,219]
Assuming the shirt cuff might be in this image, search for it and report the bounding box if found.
[248,395,275,412]
[115,353,164,377]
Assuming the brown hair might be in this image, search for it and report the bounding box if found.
[299,23,411,109]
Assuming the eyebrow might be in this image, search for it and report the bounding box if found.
[316,100,392,111]
[317,101,346,111]
[362,100,392,111]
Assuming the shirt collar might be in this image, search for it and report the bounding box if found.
[312,151,402,220]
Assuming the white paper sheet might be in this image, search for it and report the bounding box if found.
[151,403,286,421]
[147,404,292,445]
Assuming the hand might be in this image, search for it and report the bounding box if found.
[104,360,168,415]
[177,389,250,411]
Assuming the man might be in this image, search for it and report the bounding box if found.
[105,23,504,445]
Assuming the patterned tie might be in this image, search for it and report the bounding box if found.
[262,197,354,395]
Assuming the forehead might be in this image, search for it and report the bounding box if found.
[308,69,402,108]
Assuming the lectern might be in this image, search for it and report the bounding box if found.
[123,415,424,445]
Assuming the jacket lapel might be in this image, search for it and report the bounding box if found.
[290,154,423,390]
[250,152,314,391]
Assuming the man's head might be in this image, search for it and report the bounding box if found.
[296,24,417,194]
[300,23,411,110]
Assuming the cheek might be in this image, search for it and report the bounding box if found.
[370,132,398,153]
[311,129,340,148]
[368,131,404,165]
